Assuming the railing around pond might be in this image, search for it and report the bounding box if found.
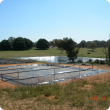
[0,65,86,86]
[0,64,106,87]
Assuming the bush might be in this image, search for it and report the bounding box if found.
[77,59,83,63]
[88,59,92,63]
[99,60,105,64]
[87,53,91,54]
[94,59,100,64]
[108,62,110,66]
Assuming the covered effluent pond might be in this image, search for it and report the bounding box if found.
[0,64,108,86]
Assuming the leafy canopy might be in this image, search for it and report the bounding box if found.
[36,38,49,49]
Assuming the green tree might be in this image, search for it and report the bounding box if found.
[24,38,33,49]
[0,40,11,50]
[61,37,79,64]
[13,37,26,50]
[8,37,15,49]
[36,38,49,49]
[0,42,1,50]
[79,40,86,48]
[108,42,110,65]
[49,41,54,47]
[87,42,97,52]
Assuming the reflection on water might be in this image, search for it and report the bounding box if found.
[15,56,106,63]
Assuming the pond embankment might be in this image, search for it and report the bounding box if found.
[0,58,35,65]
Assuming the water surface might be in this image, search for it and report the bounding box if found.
[15,56,106,63]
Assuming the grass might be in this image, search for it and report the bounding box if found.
[0,77,110,110]
[0,47,107,58]
[78,47,106,58]
[0,47,109,109]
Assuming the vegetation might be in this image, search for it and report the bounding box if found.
[0,37,33,50]
[0,47,109,58]
[61,38,79,63]
[77,40,108,48]
[101,46,108,61]
[13,37,26,50]
[0,40,12,50]
[0,36,110,65]
[108,43,110,65]
[36,38,49,49]
[87,42,97,52]
[0,74,110,110]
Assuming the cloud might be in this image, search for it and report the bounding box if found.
[107,0,110,3]
[0,0,3,4]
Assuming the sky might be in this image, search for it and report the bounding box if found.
[0,0,110,43]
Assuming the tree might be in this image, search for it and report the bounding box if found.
[49,41,54,47]
[0,40,11,50]
[102,47,108,62]
[87,42,97,51]
[61,37,79,64]
[36,38,49,49]
[108,42,110,65]
[8,37,15,49]
[99,40,106,47]
[101,41,108,62]
[13,37,26,50]
[24,38,33,49]
[79,40,86,48]
[0,42,1,50]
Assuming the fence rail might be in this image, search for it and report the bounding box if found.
[0,64,106,86]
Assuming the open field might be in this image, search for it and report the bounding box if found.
[0,63,110,110]
[78,48,106,58]
[0,47,107,58]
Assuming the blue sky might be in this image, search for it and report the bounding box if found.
[0,0,110,43]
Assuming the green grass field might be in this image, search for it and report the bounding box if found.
[0,47,106,58]
[78,48,106,58]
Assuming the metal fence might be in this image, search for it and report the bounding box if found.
[0,64,107,86]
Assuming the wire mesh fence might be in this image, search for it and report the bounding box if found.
[0,64,108,86]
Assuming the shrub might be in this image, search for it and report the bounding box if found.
[99,60,105,64]
[94,59,100,64]
[77,59,83,63]
[88,59,92,63]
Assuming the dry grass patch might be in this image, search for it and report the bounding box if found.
[0,63,110,110]
[81,84,94,91]
[0,80,16,89]
[41,94,59,100]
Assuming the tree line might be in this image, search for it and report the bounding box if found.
[0,36,110,65]
[0,37,33,50]
[49,39,110,49]
[1,37,110,50]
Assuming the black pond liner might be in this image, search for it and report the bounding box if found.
[0,64,108,86]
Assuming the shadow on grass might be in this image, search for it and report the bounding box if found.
[34,48,49,50]
[87,50,96,52]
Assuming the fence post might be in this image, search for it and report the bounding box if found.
[54,69,55,84]
[36,76,38,87]
[1,73,3,81]
[50,56,51,63]
[18,70,19,87]
[97,65,98,79]
[79,65,80,79]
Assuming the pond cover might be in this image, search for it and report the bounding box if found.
[0,64,108,86]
